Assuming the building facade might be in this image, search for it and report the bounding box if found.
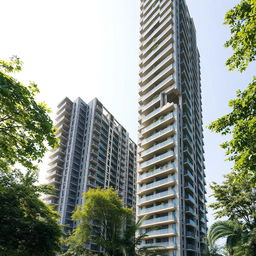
[137,1,207,256]
[45,97,137,252]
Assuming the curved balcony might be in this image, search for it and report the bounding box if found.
[141,227,176,238]
[138,201,176,216]
[138,188,176,205]
[139,162,176,181]
[141,126,175,148]
[139,75,174,105]
[141,214,176,228]
[142,112,175,136]
[139,176,176,193]
[141,137,175,159]
[140,150,175,170]
[141,102,174,126]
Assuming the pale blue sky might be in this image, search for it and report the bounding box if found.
[0,0,254,225]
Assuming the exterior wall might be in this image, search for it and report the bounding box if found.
[137,1,207,256]
[45,97,137,253]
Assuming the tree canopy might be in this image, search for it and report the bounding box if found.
[0,169,62,256]
[65,188,133,256]
[208,80,256,181]
[224,0,256,72]
[207,0,256,254]
[0,56,57,171]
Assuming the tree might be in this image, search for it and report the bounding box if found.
[224,0,256,72]
[208,220,256,256]
[208,81,256,182]
[120,216,162,256]
[0,56,57,171]
[0,169,63,256]
[64,189,162,256]
[65,188,133,256]
[210,173,256,229]
[208,220,243,256]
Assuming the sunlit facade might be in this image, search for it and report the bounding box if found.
[137,1,207,255]
[45,97,137,253]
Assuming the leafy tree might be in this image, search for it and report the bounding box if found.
[210,173,256,229]
[208,220,256,256]
[208,81,256,182]
[65,188,133,256]
[0,56,57,171]
[224,0,256,72]
[64,189,162,256]
[120,216,162,256]
[0,169,63,256]
[208,1,256,255]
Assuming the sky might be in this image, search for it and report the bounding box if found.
[0,0,254,226]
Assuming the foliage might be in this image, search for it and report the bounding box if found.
[203,245,225,256]
[224,0,256,71]
[210,173,256,228]
[65,188,133,256]
[208,220,256,256]
[120,216,162,256]
[64,188,162,256]
[208,80,256,181]
[0,56,57,171]
[0,169,62,256]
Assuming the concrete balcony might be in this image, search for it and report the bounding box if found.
[48,176,62,185]
[139,162,176,182]
[47,170,63,179]
[139,75,174,105]
[138,188,176,205]
[186,218,197,227]
[186,231,197,239]
[140,150,175,170]
[55,115,70,128]
[139,176,176,194]
[185,193,196,205]
[49,147,65,159]
[185,182,195,194]
[140,241,176,250]
[141,18,172,47]
[48,155,65,166]
[138,201,176,216]
[140,36,173,69]
[187,244,196,251]
[184,169,195,183]
[141,214,176,228]
[141,102,174,126]
[141,137,175,159]
[141,111,175,136]
[141,125,175,148]
[141,1,159,25]
[47,162,64,172]
[142,227,176,238]
[139,96,160,115]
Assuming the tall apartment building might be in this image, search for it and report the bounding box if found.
[137,1,207,256]
[45,97,137,251]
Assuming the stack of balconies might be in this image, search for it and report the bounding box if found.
[138,1,178,254]
[45,98,73,209]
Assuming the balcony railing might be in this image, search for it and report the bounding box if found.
[140,176,175,191]
[142,214,176,226]
[141,126,174,146]
[141,138,175,158]
[139,201,176,214]
[141,150,174,169]
[139,162,175,180]
[139,188,175,203]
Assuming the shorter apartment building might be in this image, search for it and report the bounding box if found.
[44,97,137,252]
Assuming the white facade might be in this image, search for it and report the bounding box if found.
[137,1,207,256]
